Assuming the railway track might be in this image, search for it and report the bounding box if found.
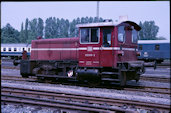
[1,86,137,113]
[1,86,170,113]
[124,85,170,95]
[140,76,170,83]
[1,75,37,82]
[1,66,20,70]
[1,75,170,95]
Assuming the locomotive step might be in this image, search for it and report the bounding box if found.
[101,78,120,82]
[36,74,76,79]
[101,72,119,75]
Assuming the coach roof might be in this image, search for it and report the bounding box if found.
[1,43,31,47]
[76,20,141,31]
[138,40,170,44]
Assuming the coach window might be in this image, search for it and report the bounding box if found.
[23,48,25,51]
[8,48,11,51]
[3,48,6,51]
[132,29,138,43]
[28,48,30,52]
[155,45,160,50]
[139,45,142,50]
[80,28,99,43]
[14,48,17,51]
[118,26,125,42]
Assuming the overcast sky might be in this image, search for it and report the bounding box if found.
[1,1,170,41]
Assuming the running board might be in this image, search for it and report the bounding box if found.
[101,72,119,75]
[101,78,120,82]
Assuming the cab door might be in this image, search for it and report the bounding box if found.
[100,27,114,67]
[78,27,101,67]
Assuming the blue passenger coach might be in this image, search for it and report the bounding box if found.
[1,43,31,59]
[137,40,170,63]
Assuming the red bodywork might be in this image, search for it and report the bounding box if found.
[30,21,139,68]
[19,20,143,86]
[31,38,79,61]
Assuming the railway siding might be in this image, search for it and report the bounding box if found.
[1,85,170,113]
[2,82,170,105]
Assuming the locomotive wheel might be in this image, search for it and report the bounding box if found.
[135,74,140,83]
[21,73,28,78]
[87,77,101,87]
[87,80,101,87]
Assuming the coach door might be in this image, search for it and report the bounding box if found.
[100,27,114,67]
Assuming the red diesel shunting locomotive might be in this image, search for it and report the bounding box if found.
[19,20,145,86]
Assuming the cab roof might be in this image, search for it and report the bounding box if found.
[76,20,141,31]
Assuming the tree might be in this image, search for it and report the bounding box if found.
[88,17,93,23]
[19,22,25,43]
[93,17,99,23]
[56,18,61,38]
[45,17,51,38]
[157,36,167,40]
[64,19,70,37]
[27,18,38,43]
[139,21,159,40]
[45,17,58,38]
[25,18,29,42]
[1,23,20,43]
[37,18,44,37]
[69,19,77,37]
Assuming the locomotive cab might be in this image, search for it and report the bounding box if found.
[76,20,145,86]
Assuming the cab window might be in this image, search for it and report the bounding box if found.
[132,29,138,43]
[80,28,99,43]
[118,26,125,42]
[103,29,112,47]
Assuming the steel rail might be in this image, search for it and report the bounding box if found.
[1,94,136,113]
[1,76,37,82]
[140,76,170,83]
[124,87,170,95]
[2,75,170,95]
[1,66,20,70]
[1,86,170,112]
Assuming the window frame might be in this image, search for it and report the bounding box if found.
[14,48,17,52]
[80,27,100,44]
[102,28,112,47]
[28,48,31,52]
[155,44,160,50]
[3,48,6,52]
[118,26,125,43]
[132,29,138,43]
[138,45,143,50]
[8,48,11,52]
